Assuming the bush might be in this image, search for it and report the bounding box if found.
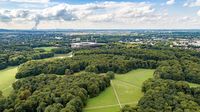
[65,69,73,75]
[106,71,115,79]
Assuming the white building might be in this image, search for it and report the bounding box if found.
[71,42,105,48]
[189,40,200,47]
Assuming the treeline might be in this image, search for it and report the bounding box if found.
[74,48,176,61]
[0,54,8,69]
[51,47,72,54]
[0,52,54,70]
[16,54,158,79]
[16,46,200,83]
[141,44,200,59]
[0,73,111,112]
[155,60,200,84]
[122,79,200,112]
[31,52,54,60]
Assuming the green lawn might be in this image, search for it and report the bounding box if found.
[115,69,155,87]
[0,53,72,96]
[83,69,155,112]
[34,47,58,52]
[53,52,73,58]
[84,106,120,112]
[84,69,200,112]
[83,87,120,112]
[85,87,118,108]
[189,82,200,87]
[0,66,18,96]
[112,80,142,104]
[42,52,73,61]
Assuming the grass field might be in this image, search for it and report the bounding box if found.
[83,69,155,112]
[34,47,58,51]
[189,82,200,87]
[0,66,18,96]
[0,53,72,96]
[53,52,73,58]
[84,69,200,112]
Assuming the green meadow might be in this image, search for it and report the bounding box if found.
[34,47,58,52]
[84,69,200,112]
[0,53,72,96]
[189,82,200,87]
[83,69,155,112]
[0,66,18,96]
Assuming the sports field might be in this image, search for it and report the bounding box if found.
[83,69,155,112]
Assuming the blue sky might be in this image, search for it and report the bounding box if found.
[0,0,200,29]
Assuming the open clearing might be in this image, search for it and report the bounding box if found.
[0,66,18,96]
[53,52,73,58]
[83,69,155,112]
[34,47,58,51]
[189,82,200,87]
[0,53,72,96]
[84,69,200,112]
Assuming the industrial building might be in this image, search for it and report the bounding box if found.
[71,42,105,48]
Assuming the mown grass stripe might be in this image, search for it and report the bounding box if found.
[111,80,122,108]
[84,102,137,110]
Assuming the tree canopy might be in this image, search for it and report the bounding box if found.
[0,73,111,112]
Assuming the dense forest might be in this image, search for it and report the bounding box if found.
[1,31,200,112]
[0,73,111,112]
[0,51,54,70]
[0,31,72,70]
[0,45,71,70]
[16,44,200,84]
[155,60,200,84]
[12,44,200,112]
[16,54,158,78]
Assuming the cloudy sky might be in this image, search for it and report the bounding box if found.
[0,0,200,29]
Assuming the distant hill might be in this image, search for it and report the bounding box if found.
[0,29,200,33]
[0,29,12,32]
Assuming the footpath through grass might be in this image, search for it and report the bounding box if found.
[83,69,155,112]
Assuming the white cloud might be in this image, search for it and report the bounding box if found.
[166,0,175,5]
[0,1,200,29]
[184,0,200,7]
[183,1,200,16]
[0,2,156,29]
[0,0,50,3]
[197,10,200,16]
